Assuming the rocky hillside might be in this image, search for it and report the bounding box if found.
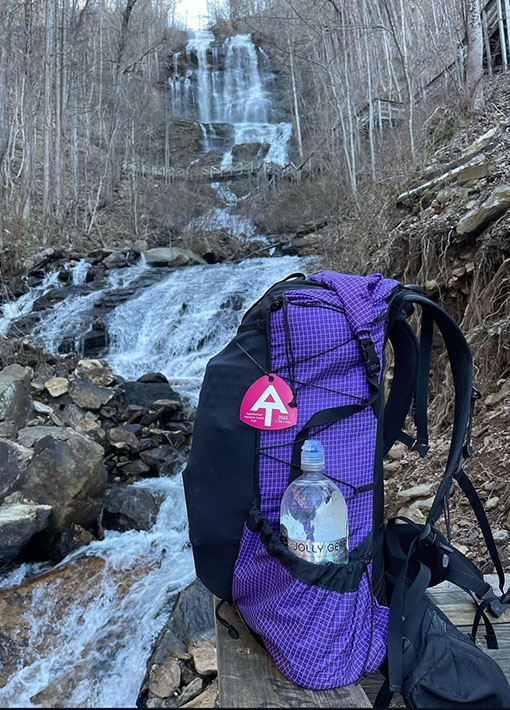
[320,75,510,571]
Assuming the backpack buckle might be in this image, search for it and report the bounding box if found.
[418,523,453,555]
[359,338,380,377]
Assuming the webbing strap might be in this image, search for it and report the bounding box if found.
[414,309,433,452]
[392,292,472,527]
[383,318,418,456]
[455,467,508,599]
[289,396,377,483]
[387,531,431,693]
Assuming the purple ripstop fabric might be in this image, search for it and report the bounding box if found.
[232,271,400,689]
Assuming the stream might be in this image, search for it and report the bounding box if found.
[0,24,313,707]
[0,254,317,707]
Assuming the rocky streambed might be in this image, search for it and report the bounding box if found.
[0,350,216,708]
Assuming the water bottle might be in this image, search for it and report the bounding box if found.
[280,439,348,565]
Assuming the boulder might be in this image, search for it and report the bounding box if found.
[140,446,183,475]
[143,248,206,267]
[60,403,88,429]
[17,425,69,449]
[75,359,115,386]
[102,486,162,531]
[108,427,140,453]
[69,378,114,410]
[456,160,493,185]
[138,373,169,384]
[150,579,214,662]
[485,379,510,407]
[0,438,33,470]
[0,365,34,438]
[0,503,52,564]
[121,459,151,477]
[122,382,182,410]
[231,141,270,162]
[188,639,217,676]
[102,251,128,269]
[168,678,203,708]
[51,523,96,560]
[494,529,510,544]
[76,417,106,443]
[456,184,510,236]
[149,657,181,699]
[18,431,106,537]
[0,440,32,501]
[33,400,64,426]
[44,376,69,397]
[180,680,217,708]
[397,483,436,502]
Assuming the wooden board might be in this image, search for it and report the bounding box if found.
[214,599,371,708]
[216,575,510,708]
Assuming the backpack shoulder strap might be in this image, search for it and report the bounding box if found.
[388,289,473,517]
[383,316,419,457]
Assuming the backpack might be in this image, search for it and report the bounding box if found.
[376,520,510,708]
[183,269,510,695]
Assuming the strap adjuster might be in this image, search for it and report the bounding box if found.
[463,386,481,459]
[418,523,453,554]
[359,338,381,377]
[410,439,431,457]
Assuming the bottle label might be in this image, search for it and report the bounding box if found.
[240,374,297,430]
[285,535,348,565]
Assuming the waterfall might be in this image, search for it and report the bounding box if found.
[106,255,316,403]
[0,254,319,705]
[170,31,292,166]
[19,257,315,396]
[29,260,150,356]
[68,259,91,286]
[0,271,61,337]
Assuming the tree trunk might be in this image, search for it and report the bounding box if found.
[465,0,484,111]
[43,0,54,220]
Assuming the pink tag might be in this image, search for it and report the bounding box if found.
[240,374,298,430]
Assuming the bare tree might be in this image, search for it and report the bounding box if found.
[465,0,484,110]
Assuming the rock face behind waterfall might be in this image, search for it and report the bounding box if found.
[0,349,194,566]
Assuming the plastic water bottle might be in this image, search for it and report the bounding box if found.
[280,439,348,564]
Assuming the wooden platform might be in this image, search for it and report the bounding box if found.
[215,574,510,708]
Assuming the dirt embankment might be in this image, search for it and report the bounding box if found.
[332,75,510,570]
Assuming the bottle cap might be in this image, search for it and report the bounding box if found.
[301,439,324,471]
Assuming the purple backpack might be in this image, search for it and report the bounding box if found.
[183,270,510,692]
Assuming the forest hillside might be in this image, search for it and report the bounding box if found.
[0,1,509,706]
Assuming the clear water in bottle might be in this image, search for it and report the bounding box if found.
[280,439,348,564]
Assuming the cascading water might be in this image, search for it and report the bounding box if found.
[29,260,150,356]
[0,271,61,336]
[106,256,315,403]
[0,477,194,708]
[169,31,292,166]
[0,27,310,708]
[170,30,292,244]
[68,259,91,286]
[10,255,316,403]
[0,254,318,706]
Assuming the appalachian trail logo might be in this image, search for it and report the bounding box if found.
[240,374,298,430]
